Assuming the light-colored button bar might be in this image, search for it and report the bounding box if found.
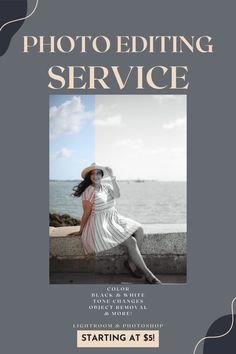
[77,330,159,348]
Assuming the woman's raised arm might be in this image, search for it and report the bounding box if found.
[106,167,120,198]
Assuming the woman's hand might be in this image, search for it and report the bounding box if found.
[105,166,114,177]
[68,230,82,236]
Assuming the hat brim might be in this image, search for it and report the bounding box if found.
[81,165,108,179]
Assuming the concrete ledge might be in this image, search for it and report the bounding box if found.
[50,224,187,274]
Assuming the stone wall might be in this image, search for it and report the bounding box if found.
[50,224,187,274]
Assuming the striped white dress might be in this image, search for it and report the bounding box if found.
[81,184,141,255]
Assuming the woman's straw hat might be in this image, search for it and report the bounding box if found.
[81,163,108,179]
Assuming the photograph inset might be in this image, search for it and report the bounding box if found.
[49,95,187,284]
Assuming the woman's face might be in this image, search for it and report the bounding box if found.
[90,169,103,184]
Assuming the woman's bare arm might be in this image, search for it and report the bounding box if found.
[80,200,93,231]
[69,200,92,236]
[110,177,120,198]
[106,167,120,198]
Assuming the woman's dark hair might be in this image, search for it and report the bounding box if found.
[72,169,104,197]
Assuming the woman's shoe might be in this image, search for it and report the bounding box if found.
[124,260,143,278]
[145,275,162,284]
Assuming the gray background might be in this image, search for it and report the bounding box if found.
[1,1,235,353]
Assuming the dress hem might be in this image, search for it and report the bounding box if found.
[84,223,141,256]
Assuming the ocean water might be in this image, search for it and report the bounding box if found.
[49,181,186,224]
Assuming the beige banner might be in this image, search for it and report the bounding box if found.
[77,330,159,348]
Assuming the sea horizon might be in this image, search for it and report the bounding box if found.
[50,180,186,224]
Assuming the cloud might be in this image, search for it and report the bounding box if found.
[114,138,143,150]
[55,148,74,159]
[152,95,186,102]
[170,147,186,157]
[143,147,167,155]
[113,142,186,163]
[153,95,175,100]
[95,115,123,127]
[163,118,186,130]
[95,104,104,114]
[50,96,93,138]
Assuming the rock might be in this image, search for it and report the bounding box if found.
[49,213,80,227]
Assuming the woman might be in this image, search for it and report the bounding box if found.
[69,163,161,284]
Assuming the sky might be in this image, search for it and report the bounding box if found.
[49,95,186,181]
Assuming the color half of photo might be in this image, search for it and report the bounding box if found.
[49,95,187,284]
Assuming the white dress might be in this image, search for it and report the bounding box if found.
[81,184,141,255]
